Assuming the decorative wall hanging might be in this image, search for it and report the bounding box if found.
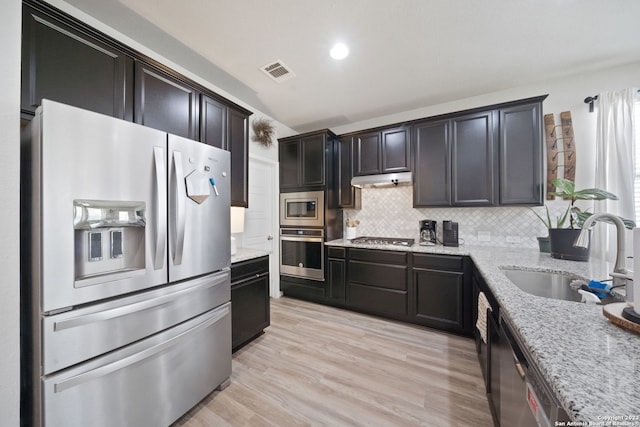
[251,117,275,147]
[543,111,576,199]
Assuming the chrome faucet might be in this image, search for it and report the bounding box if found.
[574,213,633,300]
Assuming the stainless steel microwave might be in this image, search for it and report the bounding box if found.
[279,191,324,227]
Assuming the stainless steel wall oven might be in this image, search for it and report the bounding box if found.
[279,228,324,281]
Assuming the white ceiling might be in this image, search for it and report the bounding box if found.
[64,0,640,133]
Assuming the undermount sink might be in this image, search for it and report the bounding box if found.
[501,268,617,304]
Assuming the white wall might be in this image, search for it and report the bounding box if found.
[1,0,23,425]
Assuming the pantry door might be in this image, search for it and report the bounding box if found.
[242,156,279,297]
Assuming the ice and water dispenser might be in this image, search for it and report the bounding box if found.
[73,200,146,282]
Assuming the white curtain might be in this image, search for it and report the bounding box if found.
[593,88,637,264]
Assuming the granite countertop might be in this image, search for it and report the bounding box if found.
[231,247,269,264]
[326,239,640,423]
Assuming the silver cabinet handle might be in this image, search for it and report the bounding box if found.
[153,146,167,270]
[172,150,186,265]
[53,304,230,393]
[267,235,273,241]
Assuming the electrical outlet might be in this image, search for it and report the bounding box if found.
[478,231,491,242]
[506,236,521,243]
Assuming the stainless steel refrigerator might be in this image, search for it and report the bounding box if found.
[22,99,232,426]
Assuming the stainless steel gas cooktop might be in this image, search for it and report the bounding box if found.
[350,236,415,247]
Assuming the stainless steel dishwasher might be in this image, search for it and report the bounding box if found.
[499,315,570,427]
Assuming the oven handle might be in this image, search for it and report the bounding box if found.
[280,236,324,243]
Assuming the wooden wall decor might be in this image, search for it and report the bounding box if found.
[544,114,558,199]
[560,111,576,183]
[543,111,576,199]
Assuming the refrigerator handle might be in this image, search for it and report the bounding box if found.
[172,150,186,265]
[153,147,167,270]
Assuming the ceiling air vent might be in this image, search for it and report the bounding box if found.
[261,60,295,83]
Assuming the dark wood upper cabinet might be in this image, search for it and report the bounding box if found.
[200,95,227,150]
[413,96,546,207]
[413,119,451,206]
[451,111,497,206]
[354,131,382,175]
[21,4,133,120]
[381,128,411,173]
[134,61,199,140]
[21,0,253,208]
[499,103,543,205]
[301,134,326,186]
[227,107,250,207]
[337,137,361,209]
[279,140,301,189]
[353,127,411,176]
[278,130,335,190]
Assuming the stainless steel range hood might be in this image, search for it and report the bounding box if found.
[351,172,413,188]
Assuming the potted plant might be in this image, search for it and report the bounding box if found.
[530,204,570,253]
[540,178,634,261]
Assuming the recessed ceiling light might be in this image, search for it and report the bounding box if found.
[330,43,349,60]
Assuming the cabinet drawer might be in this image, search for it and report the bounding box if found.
[349,261,407,291]
[231,256,268,283]
[327,247,346,259]
[413,253,464,271]
[348,284,407,316]
[350,248,407,265]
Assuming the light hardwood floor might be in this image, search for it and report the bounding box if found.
[173,297,493,427]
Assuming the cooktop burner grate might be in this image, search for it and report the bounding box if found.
[350,236,415,247]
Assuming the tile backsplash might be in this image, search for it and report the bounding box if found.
[343,186,566,248]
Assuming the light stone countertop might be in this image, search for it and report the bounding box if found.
[326,239,640,423]
[231,247,269,264]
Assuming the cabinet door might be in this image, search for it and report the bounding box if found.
[231,274,269,351]
[21,5,133,120]
[413,119,451,206]
[499,103,543,205]
[381,127,411,173]
[354,131,382,175]
[279,140,301,189]
[200,95,227,150]
[228,107,249,207]
[451,111,497,206]
[337,138,361,208]
[134,62,199,139]
[327,258,346,304]
[301,134,326,186]
[413,267,466,333]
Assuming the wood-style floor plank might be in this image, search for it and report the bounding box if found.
[173,297,493,427]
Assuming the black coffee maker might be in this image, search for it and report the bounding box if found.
[419,220,437,246]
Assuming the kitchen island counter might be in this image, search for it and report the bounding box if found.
[326,239,640,423]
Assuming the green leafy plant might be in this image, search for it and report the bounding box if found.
[531,205,571,230]
[545,178,635,229]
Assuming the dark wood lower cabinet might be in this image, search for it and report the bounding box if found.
[231,256,270,352]
[282,247,474,336]
[326,247,346,304]
[347,249,409,320]
[412,253,471,335]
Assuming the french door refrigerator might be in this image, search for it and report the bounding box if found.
[22,99,232,427]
